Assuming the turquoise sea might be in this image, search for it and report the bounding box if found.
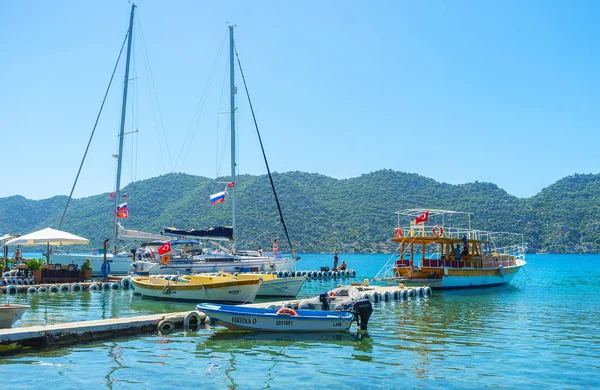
[1,254,599,389]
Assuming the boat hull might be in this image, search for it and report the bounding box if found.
[51,253,132,276]
[392,262,525,289]
[131,277,261,303]
[197,303,354,332]
[133,256,296,276]
[0,304,29,328]
[256,276,306,297]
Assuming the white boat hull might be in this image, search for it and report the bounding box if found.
[133,256,296,276]
[131,277,261,303]
[256,277,305,297]
[0,304,29,328]
[51,253,132,276]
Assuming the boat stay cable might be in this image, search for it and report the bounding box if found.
[58,33,129,230]
[234,47,297,259]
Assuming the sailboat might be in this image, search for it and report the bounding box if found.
[52,4,142,276]
[131,26,300,278]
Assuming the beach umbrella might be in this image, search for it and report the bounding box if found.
[5,228,89,264]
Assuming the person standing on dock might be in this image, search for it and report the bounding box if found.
[333,252,339,270]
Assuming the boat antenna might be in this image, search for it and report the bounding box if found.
[113,3,136,254]
[234,45,297,259]
[57,34,129,230]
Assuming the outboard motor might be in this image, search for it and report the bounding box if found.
[319,293,330,311]
[352,299,373,331]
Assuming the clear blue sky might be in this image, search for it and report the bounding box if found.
[1,0,598,200]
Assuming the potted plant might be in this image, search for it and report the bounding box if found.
[81,258,93,280]
[26,258,43,282]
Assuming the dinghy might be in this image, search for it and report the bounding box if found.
[197,299,373,332]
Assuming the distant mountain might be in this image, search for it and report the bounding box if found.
[1,170,599,253]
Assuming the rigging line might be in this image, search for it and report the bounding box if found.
[234,46,296,258]
[57,33,129,230]
[178,31,229,171]
[137,14,173,172]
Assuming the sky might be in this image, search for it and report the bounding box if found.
[1,0,598,200]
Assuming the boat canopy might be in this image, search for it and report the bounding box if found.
[140,239,200,247]
[163,226,233,241]
[118,224,167,241]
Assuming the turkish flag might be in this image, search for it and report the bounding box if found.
[158,241,171,255]
[415,210,429,224]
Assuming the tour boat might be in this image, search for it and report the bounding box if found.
[0,304,29,328]
[374,209,527,289]
[130,274,262,303]
[197,299,373,332]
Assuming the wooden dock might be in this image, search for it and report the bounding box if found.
[0,310,206,351]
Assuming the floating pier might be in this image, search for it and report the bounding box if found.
[0,310,206,350]
[0,276,134,295]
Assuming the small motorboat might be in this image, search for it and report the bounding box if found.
[0,304,29,328]
[184,272,306,298]
[197,299,373,332]
[130,274,262,303]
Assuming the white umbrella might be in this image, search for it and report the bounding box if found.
[6,228,89,246]
[6,228,89,264]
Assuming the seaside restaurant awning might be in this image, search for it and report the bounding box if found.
[5,227,89,264]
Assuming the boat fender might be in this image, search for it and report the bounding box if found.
[382,291,392,301]
[318,271,324,278]
[362,293,371,301]
[424,286,432,297]
[161,255,171,265]
[163,275,171,280]
[277,271,284,278]
[49,285,59,293]
[169,275,178,281]
[392,290,400,300]
[432,225,444,237]
[101,282,111,291]
[71,283,83,293]
[27,287,37,294]
[111,282,121,290]
[59,284,71,293]
[373,292,381,302]
[121,277,132,290]
[9,278,16,284]
[415,287,424,297]
[326,270,333,278]
[406,288,415,298]
[394,228,403,238]
[400,290,408,300]
[283,271,290,278]
[37,286,49,293]
[7,285,18,294]
[157,319,175,333]
[1,278,7,286]
[276,307,298,316]
[183,311,203,330]
[88,283,99,291]
[351,270,356,277]
[499,265,505,278]
[17,278,24,285]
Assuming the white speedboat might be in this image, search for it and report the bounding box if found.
[0,304,29,328]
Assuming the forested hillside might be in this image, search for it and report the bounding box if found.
[1,170,599,253]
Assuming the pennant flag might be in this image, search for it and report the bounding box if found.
[210,191,226,205]
[158,241,171,255]
[121,193,128,199]
[415,210,429,224]
[227,182,235,188]
[109,192,115,198]
[116,203,128,219]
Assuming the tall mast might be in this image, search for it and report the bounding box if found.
[113,3,136,254]
[229,25,237,252]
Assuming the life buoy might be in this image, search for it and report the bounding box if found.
[432,225,443,237]
[161,255,171,265]
[394,228,403,238]
[276,307,298,316]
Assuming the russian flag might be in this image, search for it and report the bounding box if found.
[210,191,226,205]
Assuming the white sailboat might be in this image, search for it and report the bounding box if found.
[131,25,298,276]
[52,4,139,276]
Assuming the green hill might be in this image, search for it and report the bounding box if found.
[1,170,599,254]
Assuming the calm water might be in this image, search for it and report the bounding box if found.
[1,254,599,389]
